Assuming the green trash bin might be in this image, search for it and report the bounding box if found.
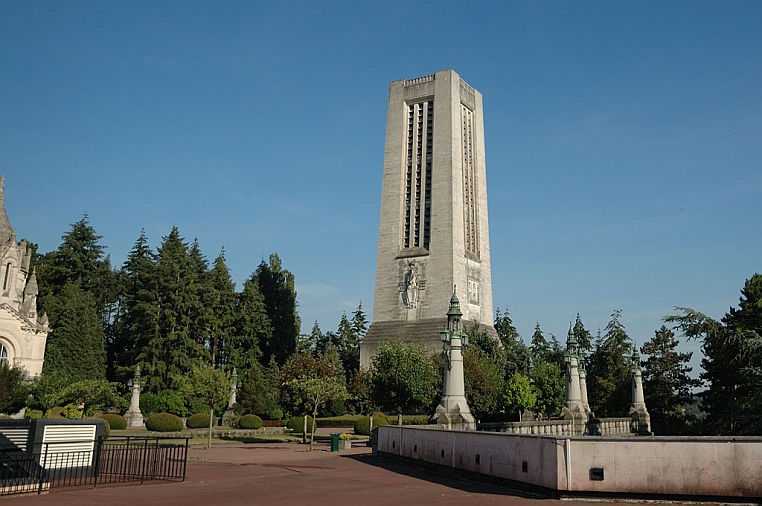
[330,433,339,452]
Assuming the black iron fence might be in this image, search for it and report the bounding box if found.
[0,436,189,496]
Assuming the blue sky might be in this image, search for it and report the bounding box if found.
[1,1,760,372]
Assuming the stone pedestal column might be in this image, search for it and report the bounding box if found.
[579,360,593,417]
[124,366,144,428]
[431,292,475,431]
[561,326,588,435]
[629,349,651,435]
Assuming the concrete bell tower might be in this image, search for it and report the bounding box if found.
[361,70,496,368]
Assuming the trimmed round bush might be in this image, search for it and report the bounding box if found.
[102,419,111,440]
[145,412,183,432]
[239,414,262,429]
[353,413,390,436]
[99,413,127,430]
[186,412,213,429]
[286,415,313,433]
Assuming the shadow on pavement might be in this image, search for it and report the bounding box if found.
[339,452,550,500]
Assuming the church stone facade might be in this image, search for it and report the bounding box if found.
[0,176,49,377]
[360,70,496,368]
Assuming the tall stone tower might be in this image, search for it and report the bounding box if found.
[360,69,496,368]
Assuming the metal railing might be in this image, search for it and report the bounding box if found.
[0,436,189,496]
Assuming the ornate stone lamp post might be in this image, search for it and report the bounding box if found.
[561,325,588,434]
[629,347,651,435]
[431,290,476,431]
[124,366,144,428]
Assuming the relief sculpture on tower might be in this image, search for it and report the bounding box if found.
[401,261,419,309]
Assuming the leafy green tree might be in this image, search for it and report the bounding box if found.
[530,360,565,417]
[587,310,633,417]
[503,373,537,421]
[369,340,438,425]
[279,351,344,443]
[286,376,347,451]
[346,368,375,415]
[640,325,701,434]
[462,324,505,421]
[253,253,299,366]
[183,366,231,448]
[42,282,106,381]
[28,372,68,415]
[0,363,31,414]
[57,379,127,418]
[494,307,530,377]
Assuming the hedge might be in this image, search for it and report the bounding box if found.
[286,415,313,433]
[186,412,213,429]
[99,413,127,430]
[354,413,390,436]
[239,414,262,429]
[145,412,184,432]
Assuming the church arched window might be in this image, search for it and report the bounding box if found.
[0,342,8,365]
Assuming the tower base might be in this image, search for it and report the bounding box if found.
[360,318,497,369]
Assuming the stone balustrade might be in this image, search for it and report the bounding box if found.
[478,417,635,437]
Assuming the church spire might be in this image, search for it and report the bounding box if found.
[0,175,14,243]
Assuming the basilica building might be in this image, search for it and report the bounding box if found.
[0,176,49,377]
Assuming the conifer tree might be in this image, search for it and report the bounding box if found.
[42,282,106,381]
[494,307,530,377]
[206,250,237,369]
[137,227,206,392]
[587,310,632,417]
[253,253,299,366]
[530,322,551,363]
[573,313,594,353]
[37,215,117,380]
[350,303,368,342]
[336,312,360,373]
[231,277,270,372]
[114,230,159,379]
[667,273,762,434]
[640,325,701,434]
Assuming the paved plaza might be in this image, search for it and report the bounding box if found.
[3,439,619,506]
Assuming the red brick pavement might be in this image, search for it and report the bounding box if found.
[5,440,614,505]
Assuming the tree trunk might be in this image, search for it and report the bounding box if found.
[302,414,308,444]
[397,412,403,426]
[309,409,318,452]
[208,407,214,448]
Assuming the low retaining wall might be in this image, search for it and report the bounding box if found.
[377,426,762,500]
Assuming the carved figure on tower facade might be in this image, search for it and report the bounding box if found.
[402,261,419,309]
